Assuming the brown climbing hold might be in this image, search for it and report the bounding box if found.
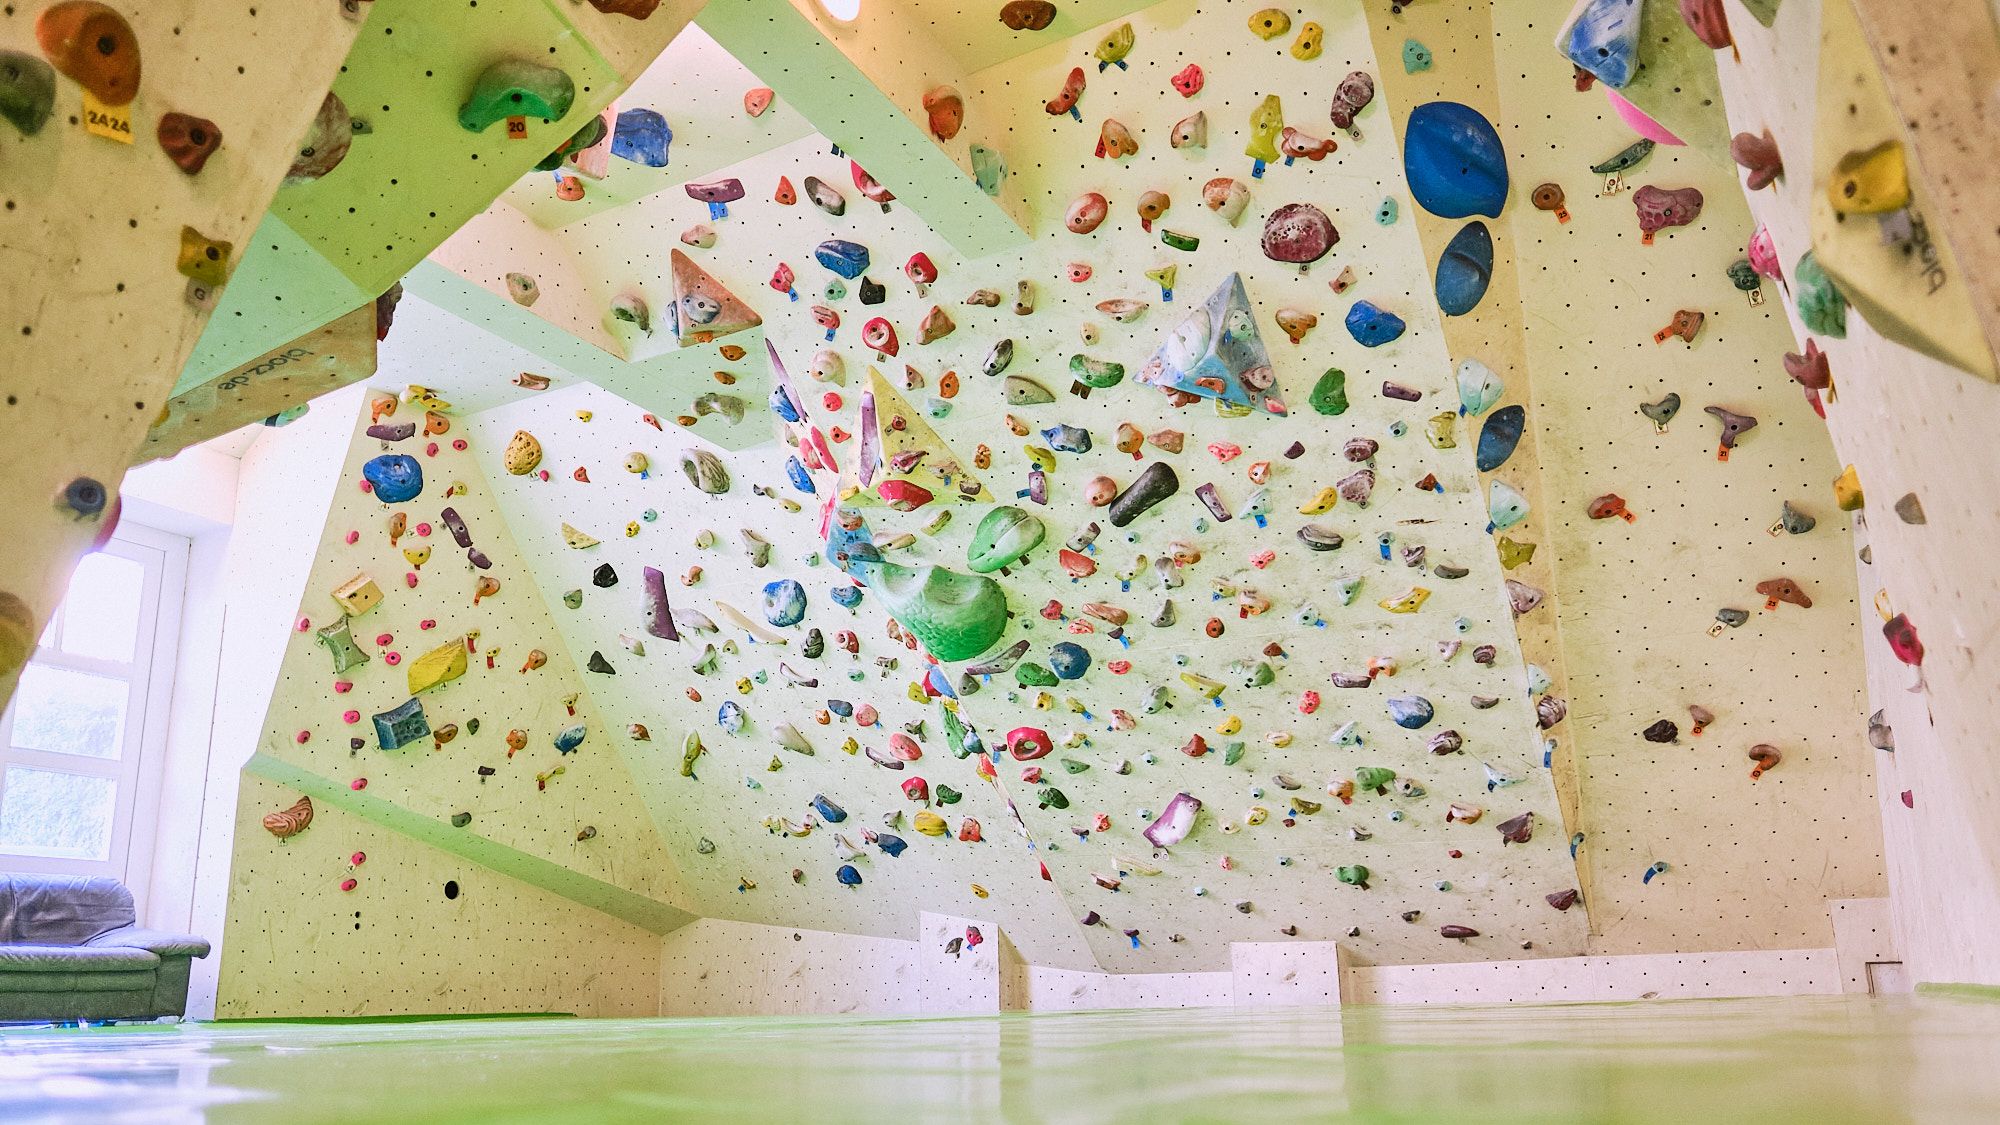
[0,591,35,677]
[261,796,313,840]
[37,1,142,107]
[587,0,661,17]
[1755,577,1811,610]
[286,93,354,185]
[158,112,220,174]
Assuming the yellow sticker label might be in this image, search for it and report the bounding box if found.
[82,92,134,144]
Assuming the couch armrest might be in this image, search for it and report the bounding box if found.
[85,927,212,960]
[0,943,161,971]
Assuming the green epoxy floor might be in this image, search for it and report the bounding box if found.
[2,995,1996,1123]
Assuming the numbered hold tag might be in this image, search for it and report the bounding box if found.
[1707,621,1727,638]
[1747,285,1765,308]
[1600,172,1625,197]
[81,92,134,144]
[185,278,219,311]
[506,116,529,141]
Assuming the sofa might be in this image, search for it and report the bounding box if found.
[0,874,211,1022]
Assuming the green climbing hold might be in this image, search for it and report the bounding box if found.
[1069,353,1127,389]
[1061,758,1091,774]
[1795,251,1848,338]
[1356,766,1397,794]
[458,59,577,133]
[1310,368,1350,416]
[1337,865,1371,888]
[1222,741,1245,766]
[0,51,56,137]
[1015,662,1059,688]
[866,560,1008,663]
[935,784,963,804]
[968,506,1045,574]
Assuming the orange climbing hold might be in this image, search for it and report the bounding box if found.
[37,1,141,106]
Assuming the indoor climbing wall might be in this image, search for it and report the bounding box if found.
[219,385,696,1014]
[176,0,702,392]
[461,0,1595,973]
[0,1,365,711]
[465,383,1098,971]
[1506,0,1884,953]
[220,776,664,1019]
[1702,0,2000,986]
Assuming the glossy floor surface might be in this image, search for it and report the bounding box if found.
[2,994,1996,1123]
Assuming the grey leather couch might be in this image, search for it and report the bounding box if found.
[0,874,211,1022]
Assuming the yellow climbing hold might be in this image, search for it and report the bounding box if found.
[408,637,469,695]
[1379,587,1432,614]
[1291,22,1324,59]
[1828,141,1910,216]
[1299,486,1340,515]
[914,810,949,836]
[1833,464,1865,511]
[1249,7,1291,39]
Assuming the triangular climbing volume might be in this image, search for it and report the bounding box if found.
[1137,272,1287,417]
[668,249,763,346]
[865,367,993,508]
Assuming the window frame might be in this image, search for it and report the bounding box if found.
[0,521,188,901]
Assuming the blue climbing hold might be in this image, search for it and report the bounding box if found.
[830,584,863,610]
[611,108,671,167]
[1049,641,1091,680]
[1561,0,1643,89]
[771,383,802,424]
[1345,301,1406,347]
[814,794,848,823]
[1387,695,1436,729]
[553,723,587,754]
[762,579,807,627]
[785,456,815,494]
[1404,102,1509,220]
[827,700,854,719]
[815,239,871,280]
[718,700,746,734]
[875,833,907,858]
[1435,221,1494,316]
[1476,405,1526,472]
[362,454,423,504]
[836,863,863,886]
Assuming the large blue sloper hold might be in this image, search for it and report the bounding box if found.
[362,455,423,504]
[1404,102,1510,219]
[815,239,871,280]
[1476,405,1526,472]
[611,109,671,167]
[1435,221,1494,316]
[1561,0,1644,89]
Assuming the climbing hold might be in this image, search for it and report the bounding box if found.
[1487,480,1530,532]
[1248,8,1290,39]
[923,86,963,141]
[1143,792,1201,847]
[970,144,1007,194]
[1171,111,1207,151]
[1097,118,1138,159]
[1561,0,1643,87]
[1457,359,1503,417]
[1731,129,1783,190]
[1402,39,1433,73]
[1633,185,1703,244]
[1404,102,1509,219]
[157,113,220,174]
[458,59,575,133]
[1202,177,1251,226]
[1093,23,1134,71]
[1532,183,1571,222]
[176,227,232,288]
[1794,252,1848,338]
[1829,140,1910,215]
[1496,811,1534,845]
[1260,203,1337,273]
[37,2,140,105]
[686,178,747,220]
[362,455,423,504]
[999,1,1057,31]
[1756,577,1811,610]
[0,52,55,137]
[1748,744,1782,779]
[1108,461,1178,528]
[1476,405,1526,472]
[372,698,431,751]
[1387,695,1435,729]
[1704,405,1757,460]
[1291,22,1323,59]
[610,108,671,167]
[1435,222,1494,316]
[1345,301,1405,347]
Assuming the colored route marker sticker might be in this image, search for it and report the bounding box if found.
[82,92,133,144]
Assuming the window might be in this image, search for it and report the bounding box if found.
[1,523,187,886]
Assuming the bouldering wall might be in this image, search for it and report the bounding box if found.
[220,776,663,1019]
[468,0,1595,974]
[1509,0,1886,955]
[0,1,366,711]
[176,0,703,391]
[464,383,1098,971]
[219,384,695,1015]
[1699,0,2000,986]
